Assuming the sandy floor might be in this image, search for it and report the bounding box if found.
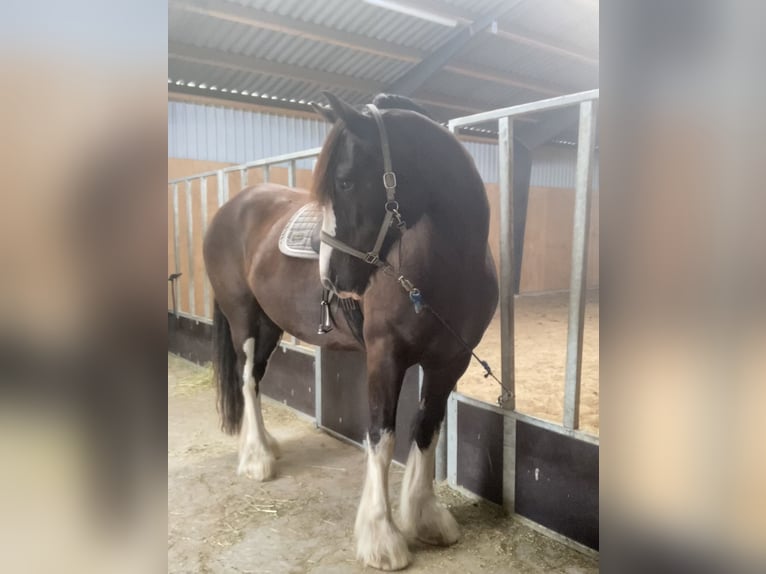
[457,291,599,435]
[169,354,598,573]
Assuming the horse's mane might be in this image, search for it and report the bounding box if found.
[312,94,432,204]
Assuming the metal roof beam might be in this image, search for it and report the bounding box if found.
[374,0,598,66]
[172,0,422,62]
[387,0,526,95]
[171,0,575,96]
[169,41,382,93]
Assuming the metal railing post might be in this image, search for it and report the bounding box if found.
[240,167,248,188]
[185,180,195,316]
[263,164,270,182]
[200,177,211,320]
[498,116,518,515]
[563,100,597,430]
[288,159,296,187]
[172,183,181,316]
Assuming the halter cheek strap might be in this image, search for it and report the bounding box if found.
[320,103,404,268]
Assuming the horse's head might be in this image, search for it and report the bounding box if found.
[312,93,431,299]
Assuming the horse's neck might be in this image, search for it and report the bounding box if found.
[427,188,490,260]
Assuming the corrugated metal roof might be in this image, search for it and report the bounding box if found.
[169,0,598,138]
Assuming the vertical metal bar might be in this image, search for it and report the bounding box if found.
[563,101,597,430]
[435,421,447,481]
[200,177,211,320]
[263,164,270,182]
[503,414,517,514]
[172,183,180,317]
[314,348,323,428]
[216,170,225,207]
[288,160,296,187]
[498,116,518,516]
[446,394,458,486]
[498,116,516,410]
[240,167,248,188]
[185,180,195,315]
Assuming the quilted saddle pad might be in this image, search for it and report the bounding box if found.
[278,202,323,260]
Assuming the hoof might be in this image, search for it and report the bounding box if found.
[355,519,411,571]
[403,501,460,547]
[238,447,277,481]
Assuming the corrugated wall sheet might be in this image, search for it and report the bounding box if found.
[169,100,599,188]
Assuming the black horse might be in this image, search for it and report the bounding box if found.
[203,93,530,570]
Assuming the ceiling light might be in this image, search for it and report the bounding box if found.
[363,0,458,27]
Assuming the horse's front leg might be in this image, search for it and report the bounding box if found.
[400,355,470,546]
[355,342,410,571]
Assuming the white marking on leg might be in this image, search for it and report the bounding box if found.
[319,203,336,285]
[238,338,277,480]
[355,432,410,571]
[400,431,460,546]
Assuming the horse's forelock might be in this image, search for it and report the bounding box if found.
[312,123,345,204]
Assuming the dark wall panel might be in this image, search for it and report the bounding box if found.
[320,349,420,464]
[515,421,599,550]
[455,401,504,505]
[260,347,316,417]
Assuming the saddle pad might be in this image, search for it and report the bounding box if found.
[278,202,323,260]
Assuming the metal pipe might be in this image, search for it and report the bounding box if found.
[288,159,296,187]
[498,116,516,410]
[185,180,195,315]
[172,184,181,314]
[216,170,225,207]
[200,177,211,320]
[168,148,322,184]
[448,89,599,129]
[263,164,270,183]
[563,101,597,430]
[240,167,248,188]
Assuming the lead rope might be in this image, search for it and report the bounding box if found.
[385,241,513,407]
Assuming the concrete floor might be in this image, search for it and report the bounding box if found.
[168,354,599,573]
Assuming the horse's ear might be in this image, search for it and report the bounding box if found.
[311,102,337,124]
[321,92,376,143]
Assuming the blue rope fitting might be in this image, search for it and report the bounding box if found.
[480,360,492,377]
[409,289,423,314]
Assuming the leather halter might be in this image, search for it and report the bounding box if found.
[319,104,404,269]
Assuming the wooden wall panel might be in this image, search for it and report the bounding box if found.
[484,184,600,293]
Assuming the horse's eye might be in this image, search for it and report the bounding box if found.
[337,179,354,193]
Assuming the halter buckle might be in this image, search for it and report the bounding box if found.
[382,171,397,190]
[364,252,380,265]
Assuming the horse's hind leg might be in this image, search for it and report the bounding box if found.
[228,301,283,480]
[400,354,471,546]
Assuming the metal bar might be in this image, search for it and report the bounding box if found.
[452,391,599,446]
[448,89,599,129]
[200,177,211,320]
[563,101,597,430]
[446,393,458,486]
[263,164,270,182]
[314,348,323,428]
[222,171,230,202]
[170,310,212,325]
[278,340,317,357]
[172,184,181,317]
[499,116,520,518]
[498,116,516,410]
[240,167,248,188]
[219,147,323,174]
[216,170,225,207]
[185,180,195,315]
[503,413,517,514]
[169,148,321,184]
[288,160,296,187]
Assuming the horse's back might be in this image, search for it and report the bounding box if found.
[203,184,310,294]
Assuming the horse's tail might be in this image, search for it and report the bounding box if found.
[212,300,243,435]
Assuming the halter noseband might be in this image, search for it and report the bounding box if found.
[319,104,404,268]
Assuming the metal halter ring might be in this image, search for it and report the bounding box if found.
[385,200,400,213]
